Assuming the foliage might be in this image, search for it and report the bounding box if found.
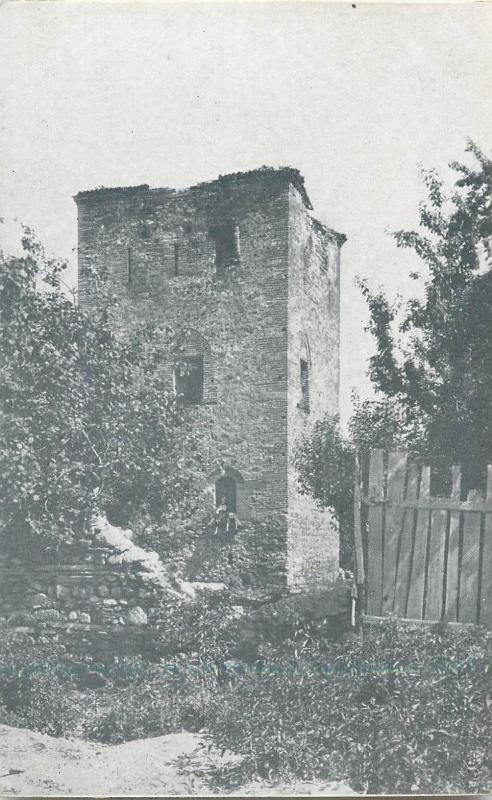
[356,140,492,491]
[204,621,491,795]
[294,415,354,568]
[0,629,77,736]
[0,620,489,795]
[0,223,203,556]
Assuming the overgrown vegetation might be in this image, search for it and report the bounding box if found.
[0,223,203,558]
[296,141,492,563]
[356,140,491,491]
[0,618,489,795]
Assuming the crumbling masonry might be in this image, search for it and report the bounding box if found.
[75,167,346,590]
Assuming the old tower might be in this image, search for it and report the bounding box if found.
[75,167,346,590]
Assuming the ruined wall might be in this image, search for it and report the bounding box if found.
[76,172,291,585]
[286,185,342,589]
[76,169,345,591]
[0,531,165,660]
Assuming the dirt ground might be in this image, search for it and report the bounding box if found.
[0,724,354,796]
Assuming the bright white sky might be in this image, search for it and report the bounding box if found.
[1,2,490,423]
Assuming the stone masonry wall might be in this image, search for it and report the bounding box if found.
[0,557,158,661]
[76,172,291,585]
[286,185,342,589]
[75,169,345,591]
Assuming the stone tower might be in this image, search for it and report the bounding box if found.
[75,167,346,590]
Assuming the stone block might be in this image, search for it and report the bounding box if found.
[126,606,148,625]
[33,608,60,622]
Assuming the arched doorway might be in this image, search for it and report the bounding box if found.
[215,475,237,514]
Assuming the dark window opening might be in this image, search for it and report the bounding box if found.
[210,223,240,275]
[300,358,310,413]
[173,243,179,276]
[174,355,204,405]
[215,476,237,514]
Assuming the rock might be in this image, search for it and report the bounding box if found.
[126,606,148,625]
[55,584,71,600]
[79,612,91,624]
[68,611,78,621]
[31,593,52,607]
[98,584,110,597]
[33,608,60,622]
[107,554,124,566]
[103,598,118,607]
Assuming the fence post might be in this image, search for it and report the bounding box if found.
[353,451,365,622]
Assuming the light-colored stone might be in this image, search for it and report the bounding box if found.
[126,606,148,625]
[33,608,60,622]
[68,611,78,621]
[79,612,91,623]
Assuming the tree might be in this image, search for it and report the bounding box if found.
[294,415,355,569]
[0,223,203,559]
[357,140,492,491]
[296,142,491,565]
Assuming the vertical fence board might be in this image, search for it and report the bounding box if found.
[479,466,492,625]
[382,451,408,614]
[406,466,430,620]
[353,451,365,585]
[366,449,385,615]
[445,513,461,622]
[445,467,461,622]
[425,508,447,620]
[459,510,481,623]
[394,463,418,617]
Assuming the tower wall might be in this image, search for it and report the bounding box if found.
[287,185,341,589]
[76,169,344,590]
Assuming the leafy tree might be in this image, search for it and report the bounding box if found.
[294,415,355,569]
[0,223,203,559]
[296,142,491,564]
[357,140,492,491]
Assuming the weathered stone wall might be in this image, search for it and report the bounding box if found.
[75,168,345,590]
[286,185,342,589]
[77,171,291,585]
[0,538,163,659]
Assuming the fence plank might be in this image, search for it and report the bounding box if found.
[353,451,365,585]
[479,465,492,626]
[382,451,408,614]
[459,510,481,623]
[366,449,385,615]
[425,508,447,620]
[406,466,430,620]
[445,467,461,622]
[445,512,461,622]
[394,463,418,617]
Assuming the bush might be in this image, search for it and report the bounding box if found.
[0,628,78,737]
[82,657,216,744]
[203,621,491,794]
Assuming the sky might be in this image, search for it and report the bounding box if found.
[1,1,490,424]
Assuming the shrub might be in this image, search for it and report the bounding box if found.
[0,628,78,737]
[203,621,491,794]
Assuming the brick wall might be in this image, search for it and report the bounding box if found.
[286,185,342,589]
[76,168,345,590]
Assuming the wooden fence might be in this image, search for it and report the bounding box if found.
[354,450,491,627]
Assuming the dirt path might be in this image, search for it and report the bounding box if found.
[0,724,354,796]
[0,724,217,795]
